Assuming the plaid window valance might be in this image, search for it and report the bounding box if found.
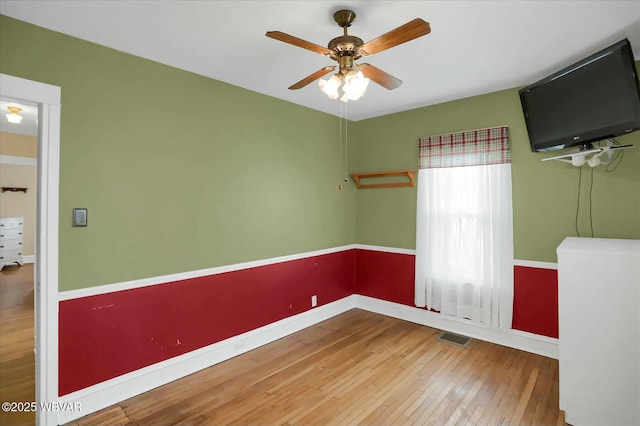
[418,126,510,169]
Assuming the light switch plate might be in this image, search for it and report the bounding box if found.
[73,208,87,227]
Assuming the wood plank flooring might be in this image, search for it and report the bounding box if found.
[68,308,567,425]
[0,263,35,426]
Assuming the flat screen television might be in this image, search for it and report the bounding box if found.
[519,38,640,152]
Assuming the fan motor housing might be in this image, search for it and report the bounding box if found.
[328,35,364,60]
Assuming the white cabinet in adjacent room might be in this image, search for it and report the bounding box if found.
[557,237,640,426]
[0,217,24,270]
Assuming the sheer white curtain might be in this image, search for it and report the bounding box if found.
[415,127,513,328]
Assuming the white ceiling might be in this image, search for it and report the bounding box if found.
[1,1,640,122]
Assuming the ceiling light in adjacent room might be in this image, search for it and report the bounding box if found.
[5,106,23,124]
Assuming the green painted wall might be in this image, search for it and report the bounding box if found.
[0,16,356,290]
[351,81,640,263]
[2,15,638,288]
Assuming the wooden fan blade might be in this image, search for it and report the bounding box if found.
[361,19,431,55]
[289,66,337,90]
[358,63,402,90]
[266,31,331,56]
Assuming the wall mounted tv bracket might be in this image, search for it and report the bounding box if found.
[541,140,634,167]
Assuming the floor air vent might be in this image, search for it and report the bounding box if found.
[438,332,471,347]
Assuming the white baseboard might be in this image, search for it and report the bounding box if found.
[354,295,558,360]
[57,295,357,424]
[22,255,35,264]
[57,294,557,424]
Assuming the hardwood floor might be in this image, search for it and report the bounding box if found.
[69,309,567,426]
[0,263,35,426]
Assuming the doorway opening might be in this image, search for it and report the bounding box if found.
[0,73,61,426]
[0,97,39,425]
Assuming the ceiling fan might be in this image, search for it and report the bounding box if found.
[266,9,431,101]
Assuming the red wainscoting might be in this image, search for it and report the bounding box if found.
[60,248,559,395]
[58,250,355,396]
[353,250,559,339]
[354,249,415,306]
[512,266,559,338]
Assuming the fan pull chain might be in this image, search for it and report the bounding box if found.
[345,101,348,181]
[339,100,343,177]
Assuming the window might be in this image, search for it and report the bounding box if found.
[415,127,513,328]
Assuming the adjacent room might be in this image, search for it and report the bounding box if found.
[0,1,639,425]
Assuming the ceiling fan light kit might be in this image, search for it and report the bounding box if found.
[320,69,370,102]
[266,9,431,102]
[318,74,342,100]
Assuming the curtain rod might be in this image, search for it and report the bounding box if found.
[419,125,509,140]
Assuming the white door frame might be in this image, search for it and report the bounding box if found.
[1,73,60,426]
